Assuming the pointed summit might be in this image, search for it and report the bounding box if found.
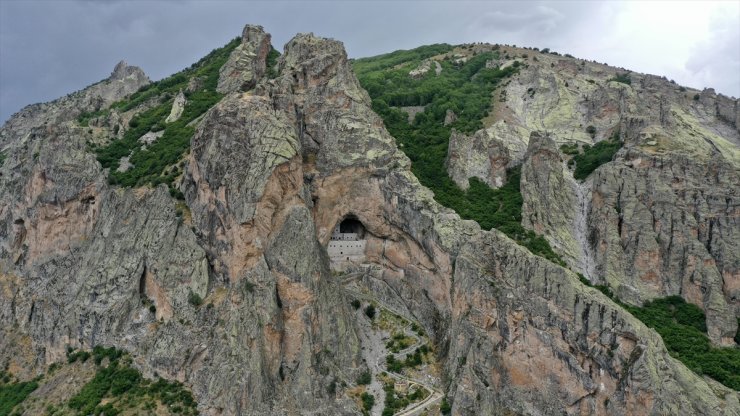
[110,60,148,83]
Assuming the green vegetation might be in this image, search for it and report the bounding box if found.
[385,345,430,372]
[609,72,632,85]
[586,125,597,138]
[440,396,452,414]
[364,304,376,320]
[624,297,739,390]
[351,299,361,310]
[386,332,414,353]
[360,391,375,413]
[356,370,372,385]
[1,347,198,416]
[66,346,198,416]
[78,108,110,127]
[380,381,428,416]
[568,134,622,180]
[578,276,740,390]
[354,45,563,264]
[0,370,39,416]
[92,38,241,192]
[188,291,203,307]
[266,47,281,79]
[0,152,6,166]
[353,44,452,78]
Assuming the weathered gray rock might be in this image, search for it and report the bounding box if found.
[0,24,738,416]
[165,90,186,123]
[217,24,271,94]
[445,128,510,189]
[520,131,584,269]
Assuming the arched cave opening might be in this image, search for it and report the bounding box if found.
[334,216,366,240]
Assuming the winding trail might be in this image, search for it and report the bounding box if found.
[340,272,443,415]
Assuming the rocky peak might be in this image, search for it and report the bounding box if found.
[280,32,347,72]
[216,24,271,93]
[110,60,148,82]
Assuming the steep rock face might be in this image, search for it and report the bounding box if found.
[446,128,510,189]
[486,45,740,344]
[165,89,186,123]
[445,230,738,416]
[1,25,738,416]
[217,25,272,94]
[269,32,402,173]
[520,131,583,268]
[0,61,149,147]
[588,149,738,344]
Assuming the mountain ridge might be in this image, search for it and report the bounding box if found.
[0,23,738,416]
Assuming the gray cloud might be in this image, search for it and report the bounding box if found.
[1,0,738,123]
[685,11,740,96]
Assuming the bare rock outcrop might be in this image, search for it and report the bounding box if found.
[446,127,510,189]
[0,24,737,416]
[165,90,186,123]
[217,24,272,94]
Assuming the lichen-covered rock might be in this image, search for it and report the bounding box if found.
[0,23,738,416]
[217,25,271,94]
[165,90,186,123]
[520,131,584,269]
[445,127,510,189]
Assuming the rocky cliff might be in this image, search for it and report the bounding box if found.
[0,25,738,416]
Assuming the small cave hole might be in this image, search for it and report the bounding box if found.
[139,265,147,296]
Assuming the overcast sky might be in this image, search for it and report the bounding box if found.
[1,0,739,123]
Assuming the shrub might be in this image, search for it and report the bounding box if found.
[351,299,361,309]
[571,135,621,180]
[440,397,452,414]
[95,38,241,189]
[586,125,596,138]
[609,73,631,85]
[578,276,740,390]
[188,291,203,307]
[360,392,375,412]
[356,370,372,385]
[65,347,198,415]
[364,304,376,319]
[693,93,701,101]
[0,378,39,416]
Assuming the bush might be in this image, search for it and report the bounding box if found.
[440,397,452,414]
[0,378,39,416]
[609,73,631,85]
[188,291,203,307]
[586,125,596,138]
[578,277,740,391]
[65,347,198,415]
[351,299,361,310]
[571,135,621,180]
[360,392,375,412]
[356,370,372,385]
[364,304,376,319]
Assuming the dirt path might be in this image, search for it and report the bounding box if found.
[342,275,443,416]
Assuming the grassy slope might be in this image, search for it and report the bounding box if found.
[89,37,243,194]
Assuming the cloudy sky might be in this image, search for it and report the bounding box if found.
[1,0,739,123]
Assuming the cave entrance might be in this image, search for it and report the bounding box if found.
[332,217,366,241]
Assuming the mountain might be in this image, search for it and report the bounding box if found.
[0,24,738,416]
